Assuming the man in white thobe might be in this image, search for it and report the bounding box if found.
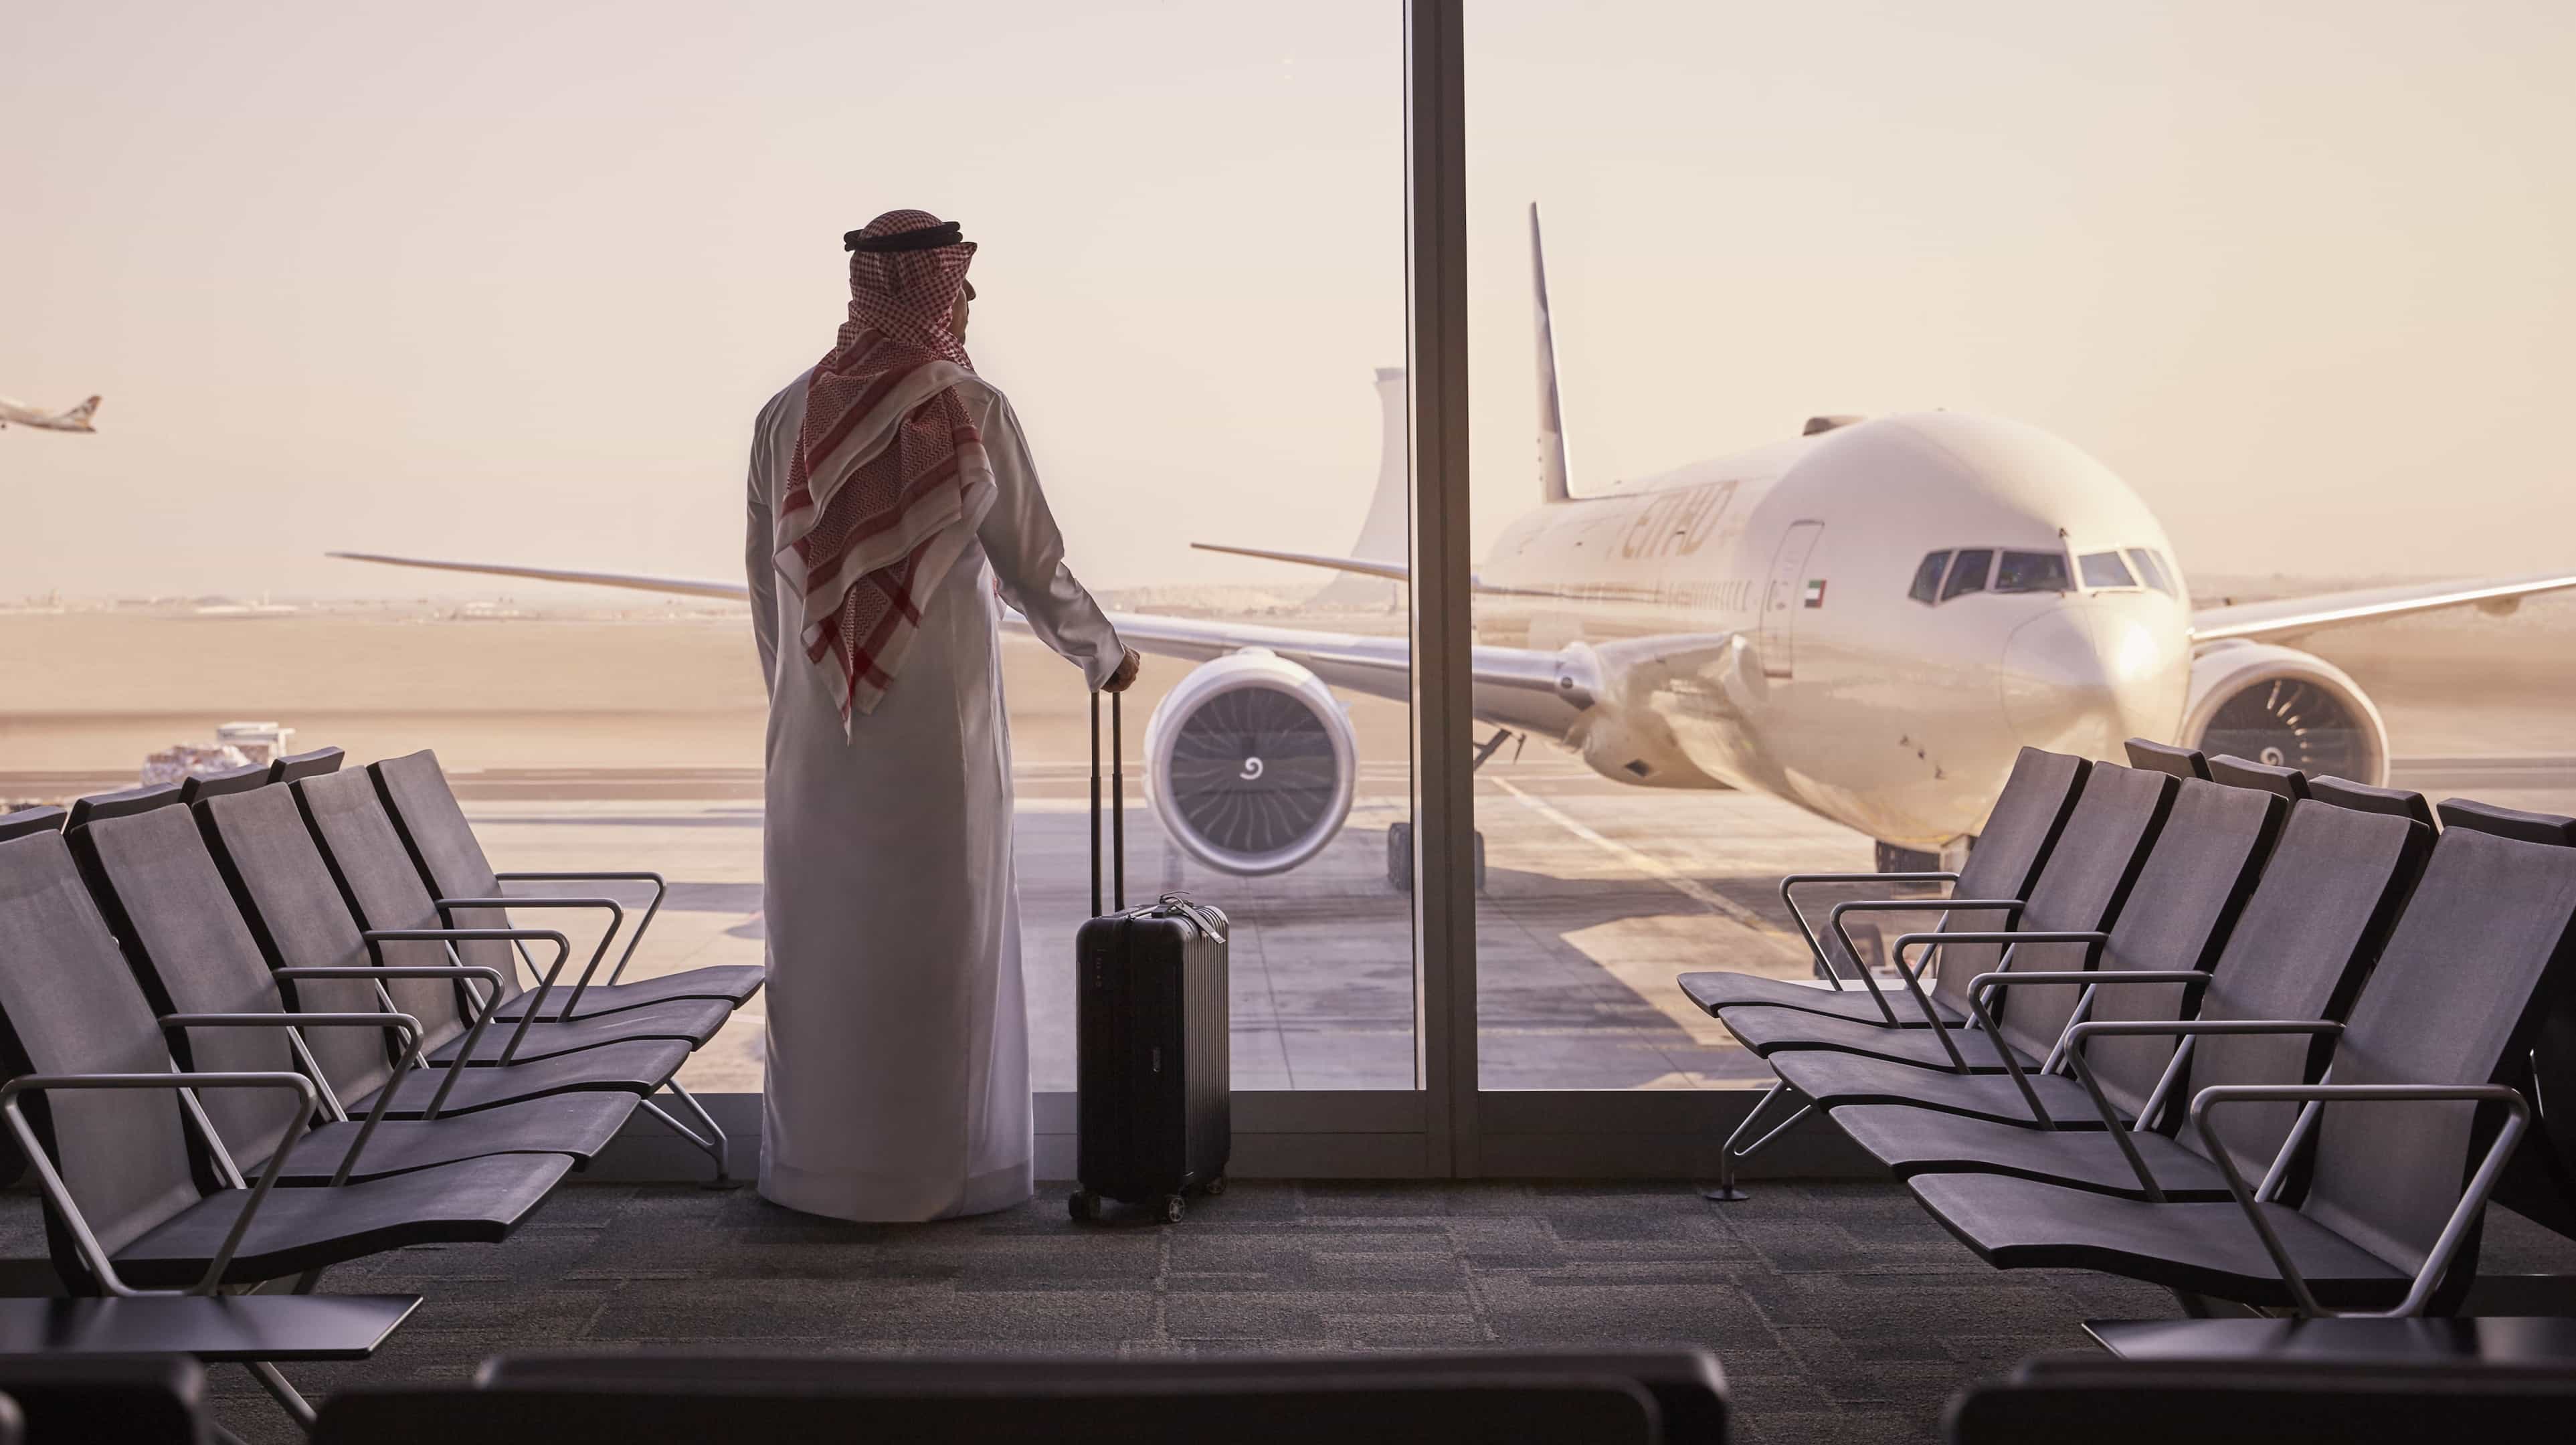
[744,209,1136,1222]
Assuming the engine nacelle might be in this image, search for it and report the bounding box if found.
[1143,649,1358,876]
[2181,641,2390,786]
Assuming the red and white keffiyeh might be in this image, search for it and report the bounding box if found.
[775,209,995,731]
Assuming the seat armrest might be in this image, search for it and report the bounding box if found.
[491,872,667,987]
[1,1071,321,1296]
[2191,1082,2531,1319]
[157,1012,429,1183]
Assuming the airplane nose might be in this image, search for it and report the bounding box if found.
[1999,602,2184,757]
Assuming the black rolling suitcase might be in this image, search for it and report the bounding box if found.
[1069,690,1230,1224]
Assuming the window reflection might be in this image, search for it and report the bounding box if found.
[2125,547,2175,596]
[1909,550,1952,604]
[2078,550,2136,589]
[1941,548,1995,601]
[1995,550,2072,593]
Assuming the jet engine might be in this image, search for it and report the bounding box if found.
[1144,649,1358,876]
[2180,641,2390,785]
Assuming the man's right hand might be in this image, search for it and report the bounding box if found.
[1103,646,1142,693]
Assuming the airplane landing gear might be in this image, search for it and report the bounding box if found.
[1387,822,1485,892]
[1386,726,1516,891]
[1874,840,1940,874]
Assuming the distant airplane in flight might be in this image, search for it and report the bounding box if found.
[0,395,100,432]
[335,205,2576,882]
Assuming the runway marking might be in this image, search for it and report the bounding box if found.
[1488,777,1801,955]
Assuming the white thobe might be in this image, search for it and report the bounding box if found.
[745,369,1121,1222]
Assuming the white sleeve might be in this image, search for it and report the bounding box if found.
[972,388,1123,690]
[743,396,786,700]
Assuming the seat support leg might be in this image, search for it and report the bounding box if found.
[244,1359,316,1430]
[640,1080,736,1187]
[1701,1079,1811,1202]
[2170,1288,2219,1318]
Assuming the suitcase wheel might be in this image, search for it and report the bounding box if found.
[1068,1189,1101,1223]
[1160,1193,1187,1224]
[1201,1176,1227,1197]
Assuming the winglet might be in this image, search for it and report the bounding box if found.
[1532,203,1572,504]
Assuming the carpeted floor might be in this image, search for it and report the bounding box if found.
[10,1179,2573,1444]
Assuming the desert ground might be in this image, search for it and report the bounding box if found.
[5,589,2571,1094]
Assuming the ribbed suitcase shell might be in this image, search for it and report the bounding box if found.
[1073,691,1230,1216]
[1074,907,1230,1203]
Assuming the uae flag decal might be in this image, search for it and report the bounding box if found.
[1803,579,1827,609]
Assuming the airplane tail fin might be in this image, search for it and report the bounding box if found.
[1531,203,1572,504]
[1305,368,1410,609]
[64,396,100,429]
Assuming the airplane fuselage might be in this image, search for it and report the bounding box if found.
[1475,410,2192,849]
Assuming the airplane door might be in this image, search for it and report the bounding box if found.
[1758,521,1825,679]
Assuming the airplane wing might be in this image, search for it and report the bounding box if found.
[326,550,1591,740]
[2190,570,2576,643]
[325,551,753,601]
[1190,542,1576,600]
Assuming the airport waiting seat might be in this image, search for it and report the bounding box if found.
[293,769,731,1064]
[1720,765,2200,1075]
[1833,797,2428,1199]
[1756,774,2270,1118]
[2124,738,2211,782]
[1679,748,2088,1031]
[2304,775,2437,830]
[2437,798,2576,846]
[2205,753,2308,803]
[318,1350,1729,1445]
[1946,1353,2576,1444]
[369,750,764,1023]
[2434,799,2576,1240]
[0,828,570,1296]
[177,761,269,805]
[0,809,64,846]
[64,783,184,830]
[1695,764,2183,1196]
[0,1357,207,1445]
[266,747,345,784]
[1906,821,2576,1315]
[196,781,728,1179]
[69,795,634,1184]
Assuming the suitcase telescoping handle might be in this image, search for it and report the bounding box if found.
[1090,689,1124,917]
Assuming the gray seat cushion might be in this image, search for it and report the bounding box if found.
[1718,1007,2036,1070]
[1770,1050,2114,1127]
[1678,972,1960,1028]
[485,965,765,1022]
[427,997,732,1065]
[1908,1172,2408,1310]
[1830,1105,2233,1198]
[355,1039,691,1118]
[112,1154,570,1290]
[260,1094,637,1184]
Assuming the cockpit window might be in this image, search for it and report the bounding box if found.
[1909,551,1952,604]
[1941,548,1994,601]
[1995,550,2072,593]
[2078,551,2136,589]
[2126,547,2175,596]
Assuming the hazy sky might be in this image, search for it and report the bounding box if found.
[6,1,2573,599]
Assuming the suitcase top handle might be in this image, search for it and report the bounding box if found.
[1091,690,1124,917]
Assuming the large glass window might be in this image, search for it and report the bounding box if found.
[0,2,1410,1100]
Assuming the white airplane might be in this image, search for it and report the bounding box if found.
[0,395,100,432]
[334,205,2576,880]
